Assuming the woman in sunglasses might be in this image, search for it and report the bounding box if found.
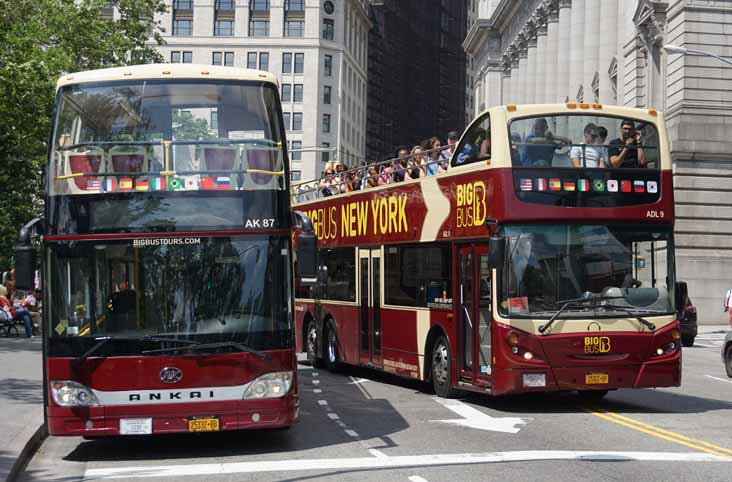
[571,123,607,168]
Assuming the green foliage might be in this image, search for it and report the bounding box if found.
[0,0,166,270]
[172,110,215,141]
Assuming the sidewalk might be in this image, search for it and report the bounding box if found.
[0,337,44,482]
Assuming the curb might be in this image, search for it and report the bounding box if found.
[6,424,47,482]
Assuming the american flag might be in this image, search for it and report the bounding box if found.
[86,179,101,192]
[520,178,532,191]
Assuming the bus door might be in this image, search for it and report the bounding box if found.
[457,245,492,387]
[359,248,382,367]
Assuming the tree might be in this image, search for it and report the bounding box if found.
[0,0,166,270]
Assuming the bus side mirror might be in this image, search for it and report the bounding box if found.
[293,211,317,285]
[675,281,688,309]
[488,236,506,270]
[14,217,44,291]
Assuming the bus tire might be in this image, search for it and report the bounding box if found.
[306,321,323,368]
[431,335,457,398]
[725,345,732,378]
[324,323,340,372]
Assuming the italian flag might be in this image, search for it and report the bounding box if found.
[151,177,165,191]
[578,179,590,192]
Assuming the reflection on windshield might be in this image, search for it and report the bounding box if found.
[48,236,292,349]
[499,225,674,318]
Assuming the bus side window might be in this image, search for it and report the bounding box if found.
[453,113,491,167]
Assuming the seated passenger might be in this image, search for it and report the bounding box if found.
[521,118,569,167]
[456,128,490,165]
[571,123,607,168]
[608,119,648,168]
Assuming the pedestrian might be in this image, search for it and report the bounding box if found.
[724,288,732,327]
[0,285,33,337]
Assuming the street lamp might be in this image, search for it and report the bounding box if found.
[663,44,732,67]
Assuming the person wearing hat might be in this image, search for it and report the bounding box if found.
[571,123,607,168]
[440,131,460,164]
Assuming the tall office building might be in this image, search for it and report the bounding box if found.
[155,0,370,181]
[465,0,732,323]
[366,0,468,160]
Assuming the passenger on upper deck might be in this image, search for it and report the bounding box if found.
[608,119,647,168]
[521,118,569,167]
[456,127,490,165]
[570,123,607,168]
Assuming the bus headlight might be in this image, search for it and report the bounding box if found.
[50,380,100,407]
[243,371,293,399]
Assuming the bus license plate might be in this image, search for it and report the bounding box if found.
[188,417,220,432]
[585,373,609,385]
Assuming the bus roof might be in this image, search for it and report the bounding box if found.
[56,64,278,90]
[495,103,662,124]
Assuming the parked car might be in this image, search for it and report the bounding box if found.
[723,331,732,378]
[676,281,697,347]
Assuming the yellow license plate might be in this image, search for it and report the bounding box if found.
[585,373,609,385]
[188,417,220,432]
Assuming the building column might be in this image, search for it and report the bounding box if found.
[583,0,602,102]
[535,9,548,102]
[485,64,503,109]
[598,0,618,103]
[557,0,572,101]
[545,0,560,102]
[510,55,520,104]
[569,0,584,101]
[526,27,538,104]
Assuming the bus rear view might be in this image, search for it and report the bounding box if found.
[21,64,303,436]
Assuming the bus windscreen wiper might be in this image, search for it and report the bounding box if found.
[595,305,656,331]
[73,336,201,368]
[142,341,272,362]
[538,292,628,335]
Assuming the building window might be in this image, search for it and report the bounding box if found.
[282,53,292,73]
[322,114,331,133]
[322,18,334,40]
[212,51,222,65]
[247,52,257,69]
[259,52,269,71]
[283,112,291,130]
[249,20,269,36]
[293,84,303,102]
[293,112,303,131]
[285,20,304,37]
[171,51,181,63]
[173,19,192,36]
[250,0,269,10]
[215,0,234,9]
[282,84,292,102]
[224,51,234,66]
[291,170,301,181]
[182,51,192,63]
[322,142,330,163]
[285,0,304,10]
[324,54,332,76]
[210,110,219,131]
[294,53,304,74]
[323,85,331,104]
[215,19,234,36]
[291,140,302,161]
[174,0,192,9]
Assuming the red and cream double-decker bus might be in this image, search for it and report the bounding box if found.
[292,104,680,399]
[14,64,316,436]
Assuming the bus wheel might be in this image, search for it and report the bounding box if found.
[432,335,457,398]
[725,345,732,378]
[306,321,323,368]
[577,390,609,402]
[324,325,340,372]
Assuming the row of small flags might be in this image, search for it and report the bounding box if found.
[519,178,659,194]
[84,176,233,192]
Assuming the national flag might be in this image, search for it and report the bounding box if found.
[607,180,619,192]
[592,179,605,192]
[634,180,645,193]
[647,180,658,193]
[201,176,216,190]
[86,179,101,192]
[151,177,166,191]
[119,178,133,191]
[183,175,200,190]
[578,179,590,192]
[535,178,547,191]
[216,176,232,190]
[103,179,117,192]
[168,177,183,191]
[520,178,533,191]
[621,180,632,192]
[550,178,562,191]
[135,179,150,191]
[564,180,576,191]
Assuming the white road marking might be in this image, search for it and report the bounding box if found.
[705,375,732,384]
[348,378,370,384]
[431,398,530,433]
[84,451,732,479]
[350,376,372,399]
[369,449,388,459]
[312,379,320,385]
[312,372,319,377]
[408,476,429,482]
[345,429,359,438]
[317,400,328,406]
[313,388,322,393]
[336,421,347,428]
[694,344,718,349]
[327,413,340,420]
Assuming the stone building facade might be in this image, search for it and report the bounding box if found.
[464,0,732,323]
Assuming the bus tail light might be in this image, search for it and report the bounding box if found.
[50,380,100,407]
[243,371,293,399]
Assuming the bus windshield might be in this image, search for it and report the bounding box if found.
[47,235,292,352]
[508,114,660,169]
[498,225,675,319]
[50,79,286,195]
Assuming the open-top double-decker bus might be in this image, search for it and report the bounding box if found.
[292,104,680,399]
[14,64,316,436]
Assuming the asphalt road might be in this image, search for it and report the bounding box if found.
[19,331,732,482]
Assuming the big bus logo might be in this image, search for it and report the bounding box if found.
[584,336,611,354]
[456,181,487,228]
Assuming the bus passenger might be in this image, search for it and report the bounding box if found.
[365,166,380,188]
[407,146,426,179]
[426,137,442,176]
[522,118,568,167]
[456,128,490,164]
[571,123,607,168]
[609,119,647,168]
